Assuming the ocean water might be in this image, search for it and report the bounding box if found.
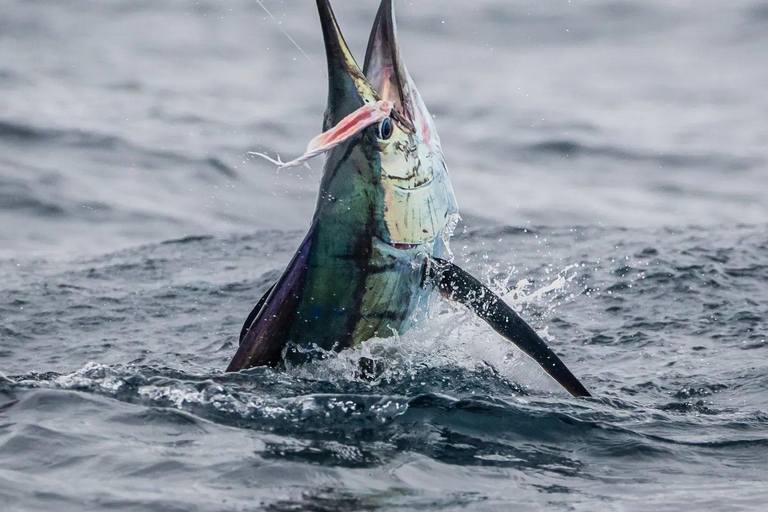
[1,0,767,510]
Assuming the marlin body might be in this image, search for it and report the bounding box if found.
[228,0,591,398]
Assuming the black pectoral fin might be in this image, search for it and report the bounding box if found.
[428,258,591,398]
[239,284,276,345]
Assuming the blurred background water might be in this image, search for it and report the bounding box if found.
[1,1,767,510]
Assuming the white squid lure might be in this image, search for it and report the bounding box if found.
[250,100,394,170]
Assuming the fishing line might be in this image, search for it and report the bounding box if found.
[255,0,326,78]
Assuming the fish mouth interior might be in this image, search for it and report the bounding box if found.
[376,237,422,251]
[389,242,419,250]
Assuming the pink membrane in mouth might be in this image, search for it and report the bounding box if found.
[390,242,418,250]
[250,100,393,170]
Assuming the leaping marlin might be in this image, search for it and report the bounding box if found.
[227,0,591,398]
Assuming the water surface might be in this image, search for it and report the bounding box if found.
[1,1,767,510]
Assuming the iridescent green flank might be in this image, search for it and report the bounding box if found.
[288,129,436,358]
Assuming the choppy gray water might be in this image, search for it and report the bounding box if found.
[1,1,767,510]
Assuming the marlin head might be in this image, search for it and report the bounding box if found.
[315,0,458,251]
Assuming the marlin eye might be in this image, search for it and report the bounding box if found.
[378,117,393,140]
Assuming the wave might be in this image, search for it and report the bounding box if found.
[7,359,766,473]
[0,119,238,177]
[524,139,761,171]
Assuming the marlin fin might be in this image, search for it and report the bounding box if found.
[227,230,314,372]
[428,258,591,398]
[239,283,276,345]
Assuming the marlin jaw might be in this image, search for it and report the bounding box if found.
[228,0,591,398]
